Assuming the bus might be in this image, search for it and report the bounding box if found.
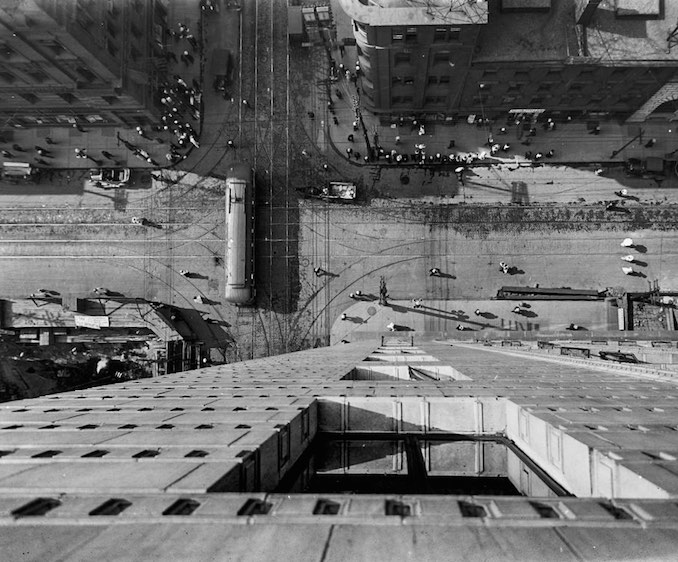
[224,163,255,304]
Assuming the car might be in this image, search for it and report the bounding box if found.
[90,168,130,188]
[210,49,234,98]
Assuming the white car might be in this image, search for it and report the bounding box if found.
[90,168,130,188]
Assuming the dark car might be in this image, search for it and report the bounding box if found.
[211,49,234,97]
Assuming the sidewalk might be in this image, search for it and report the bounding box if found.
[0,1,206,173]
[323,0,678,171]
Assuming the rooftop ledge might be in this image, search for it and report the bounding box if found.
[337,0,489,26]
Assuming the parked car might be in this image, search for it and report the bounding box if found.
[211,49,234,98]
[90,168,130,189]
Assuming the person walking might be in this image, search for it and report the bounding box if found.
[313,267,325,277]
[35,146,50,157]
[474,309,482,316]
[227,139,235,149]
[101,150,116,160]
[45,136,56,145]
[1,150,12,157]
[429,267,440,276]
[512,306,522,314]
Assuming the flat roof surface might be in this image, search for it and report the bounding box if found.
[475,0,678,63]
[337,0,488,26]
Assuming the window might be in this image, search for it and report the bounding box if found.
[434,27,448,42]
[425,95,446,105]
[405,27,417,43]
[392,29,404,41]
[76,66,96,82]
[277,425,290,468]
[58,92,77,104]
[515,71,529,80]
[433,51,450,64]
[439,75,450,84]
[570,83,584,91]
[391,76,402,86]
[537,83,552,92]
[394,52,411,65]
[483,69,498,78]
[507,83,522,92]
[530,96,545,104]
[403,76,414,85]
[546,69,561,79]
[19,93,39,104]
[428,76,438,85]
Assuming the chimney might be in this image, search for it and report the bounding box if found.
[576,0,601,26]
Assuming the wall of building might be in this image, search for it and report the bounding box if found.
[0,0,165,128]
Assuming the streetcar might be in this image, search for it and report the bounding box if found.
[224,163,255,304]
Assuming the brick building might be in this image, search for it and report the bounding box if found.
[0,0,169,130]
[2,337,678,557]
[338,0,678,123]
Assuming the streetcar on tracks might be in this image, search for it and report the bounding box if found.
[224,163,255,305]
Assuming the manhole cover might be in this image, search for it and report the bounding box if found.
[367,306,377,316]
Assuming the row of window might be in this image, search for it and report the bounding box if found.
[0,64,97,85]
[393,76,451,86]
[394,51,450,65]
[391,26,461,43]
[482,67,650,80]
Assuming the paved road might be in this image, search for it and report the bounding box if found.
[296,202,678,346]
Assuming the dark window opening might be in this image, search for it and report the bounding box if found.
[82,450,109,458]
[32,450,62,458]
[132,449,159,458]
[89,498,131,516]
[237,498,272,516]
[19,93,39,104]
[185,450,209,458]
[12,498,61,518]
[163,498,201,516]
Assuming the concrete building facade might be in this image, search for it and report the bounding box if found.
[2,336,678,558]
[0,0,168,130]
[338,0,678,123]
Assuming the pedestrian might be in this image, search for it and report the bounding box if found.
[174,75,188,88]
[352,121,359,131]
[474,309,481,316]
[349,293,355,299]
[74,148,86,158]
[307,111,315,119]
[45,137,55,145]
[93,287,109,295]
[355,290,363,297]
[12,144,24,152]
[502,143,511,152]
[534,152,543,160]
[386,322,396,332]
[528,127,537,137]
[346,147,353,155]
[546,149,554,157]
[177,23,188,37]
[412,298,422,309]
[193,295,205,304]
[499,127,507,134]
[227,139,235,148]
[73,123,87,133]
[242,99,250,107]
[181,50,194,65]
[301,149,309,157]
[341,313,347,320]
[314,267,325,277]
[645,138,656,148]
[456,324,466,331]
[136,126,146,137]
[589,125,601,135]
[512,306,521,314]
[395,135,400,144]
[594,168,604,175]
[186,34,198,49]
[525,151,532,160]
[36,148,50,157]
[429,267,440,276]
[179,269,189,276]
[1,150,11,157]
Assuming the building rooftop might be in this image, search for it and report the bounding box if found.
[2,338,678,558]
[337,0,489,26]
[470,0,678,64]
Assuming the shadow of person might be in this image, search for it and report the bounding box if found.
[631,260,648,267]
[478,312,497,319]
[438,273,456,279]
[508,267,525,275]
[630,271,647,278]
[520,310,538,318]
[633,244,648,253]
[391,324,413,331]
